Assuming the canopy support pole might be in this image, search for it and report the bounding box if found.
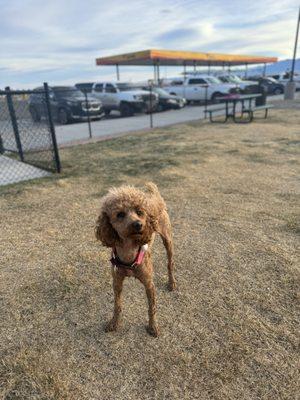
[263,63,266,77]
[291,6,300,82]
[157,60,160,83]
[193,60,196,72]
[245,63,248,78]
[153,62,157,83]
[116,64,120,81]
[183,61,186,75]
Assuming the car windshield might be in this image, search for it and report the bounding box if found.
[76,83,94,92]
[265,77,277,83]
[230,75,243,83]
[218,76,229,83]
[153,88,169,96]
[219,75,243,84]
[53,87,83,98]
[206,76,222,84]
[116,83,140,91]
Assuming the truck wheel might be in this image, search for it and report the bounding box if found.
[104,109,111,116]
[120,103,133,117]
[273,87,283,95]
[157,103,164,112]
[58,108,69,124]
[30,106,41,122]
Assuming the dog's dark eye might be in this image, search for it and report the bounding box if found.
[117,211,125,219]
[136,209,144,216]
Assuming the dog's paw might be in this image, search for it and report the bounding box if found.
[105,319,119,332]
[146,324,160,337]
[168,279,177,291]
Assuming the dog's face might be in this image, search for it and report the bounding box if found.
[96,188,157,247]
[109,203,147,240]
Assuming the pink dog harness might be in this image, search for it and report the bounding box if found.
[110,244,148,270]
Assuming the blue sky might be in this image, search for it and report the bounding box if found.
[1,0,299,88]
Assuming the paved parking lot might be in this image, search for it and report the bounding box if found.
[0,155,51,186]
[54,93,295,146]
[2,93,297,149]
[55,104,207,146]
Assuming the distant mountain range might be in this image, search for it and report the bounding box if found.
[236,58,300,77]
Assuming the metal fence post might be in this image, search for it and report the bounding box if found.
[84,90,92,139]
[43,82,61,173]
[149,85,153,128]
[5,86,24,161]
[204,84,208,119]
[0,134,4,154]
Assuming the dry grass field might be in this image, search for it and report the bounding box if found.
[0,108,299,400]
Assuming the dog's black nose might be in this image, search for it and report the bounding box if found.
[132,220,142,232]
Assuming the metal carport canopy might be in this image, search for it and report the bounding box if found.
[96,49,277,67]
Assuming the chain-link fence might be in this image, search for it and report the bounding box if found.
[0,84,60,186]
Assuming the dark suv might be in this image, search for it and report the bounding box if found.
[28,86,104,124]
[248,77,284,95]
[257,77,284,95]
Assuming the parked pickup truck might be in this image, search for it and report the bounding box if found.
[162,74,239,102]
[91,82,158,117]
[215,73,259,92]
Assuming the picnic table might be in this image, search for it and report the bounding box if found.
[205,93,273,123]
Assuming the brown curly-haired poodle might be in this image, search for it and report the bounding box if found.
[95,182,176,337]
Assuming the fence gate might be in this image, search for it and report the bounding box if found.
[0,83,60,186]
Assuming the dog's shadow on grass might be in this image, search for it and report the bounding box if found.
[78,318,154,345]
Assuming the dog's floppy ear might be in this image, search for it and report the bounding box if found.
[95,211,119,247]
[138,211,158,245]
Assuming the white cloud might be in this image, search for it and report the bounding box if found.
[1,0,299,88]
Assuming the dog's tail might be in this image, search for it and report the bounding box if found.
[145,181,160,195]
[145,182,166,210]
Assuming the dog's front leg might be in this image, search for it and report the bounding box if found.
[138,266,159,337]
[105,271,125,332]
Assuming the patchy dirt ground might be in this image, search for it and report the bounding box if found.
[0,109,299,400]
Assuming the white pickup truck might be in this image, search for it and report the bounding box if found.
[161,74,239,102]
[215,73,259,92]
[91,82,158,117]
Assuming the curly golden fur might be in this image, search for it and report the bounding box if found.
[95,182,176,337]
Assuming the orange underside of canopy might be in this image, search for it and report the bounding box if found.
[96,49,277,67]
